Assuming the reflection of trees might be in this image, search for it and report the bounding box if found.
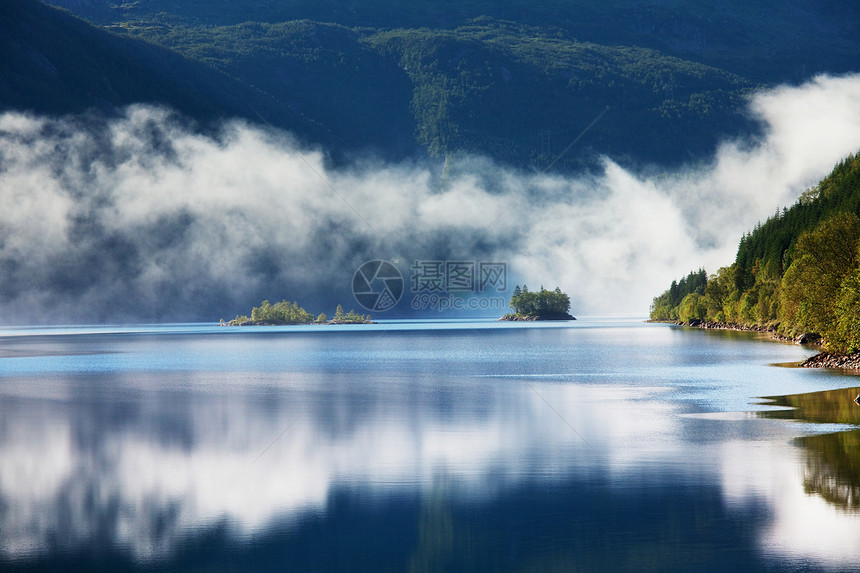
[798,430,860,511]
[760,386,860,425]
[404,475,734,572]
[760,385,860,511]
[408,478,477,573]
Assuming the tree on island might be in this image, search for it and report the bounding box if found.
[506,285,573,319]
[330,304,372,324]
[247,299,313,325]
[228,299,371,325]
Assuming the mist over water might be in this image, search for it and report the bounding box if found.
[2,74,860,322]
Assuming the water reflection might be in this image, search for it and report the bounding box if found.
[2,323,860,571]
[0,368,684,564]
[759,386,860,514]
[799,430,860,510]
[760,386,860,425]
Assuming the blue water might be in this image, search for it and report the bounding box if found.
[1,318,858,571]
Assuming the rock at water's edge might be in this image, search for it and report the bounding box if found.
[801,352,860,369]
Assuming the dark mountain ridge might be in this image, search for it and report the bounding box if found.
[46,0,860,82]
[7,0,858,170]
[0,0,335,149]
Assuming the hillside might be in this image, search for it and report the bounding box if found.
[112,20,422,161]
[0,0,333,147]
[45,0,860,83]
[651,153,860,354]
[4,0,859,169]
[113,18,753,169]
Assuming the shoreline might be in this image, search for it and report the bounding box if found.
[222,319,374,326]
[799,352,860,369]
[661,319,860,371]
[499,313,576,321]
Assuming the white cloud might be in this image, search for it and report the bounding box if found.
[1,75,860,321]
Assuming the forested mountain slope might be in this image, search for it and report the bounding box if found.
[114,18,753,168]
[46,0,860,83]
[0,0,333,146]
[651,153,860,354]
[4,0,859,168]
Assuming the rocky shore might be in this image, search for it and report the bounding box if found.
[684,319,776,334]
[500,312,576,321]
[800,352,860,369]
[681,319,822,345]
[222,318,373,326]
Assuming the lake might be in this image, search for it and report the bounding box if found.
[1,318,860,572]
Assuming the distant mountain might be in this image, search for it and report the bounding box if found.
[0,0,333,147]
[117,20,422,161]
[365,21,753,168]
[7,0,860,169]
[113,17,753,169]
[46,0,860,82]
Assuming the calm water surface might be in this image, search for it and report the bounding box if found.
[1,318,859,571]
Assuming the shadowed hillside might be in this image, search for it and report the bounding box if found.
[47,0,860,82]
[0,0,334,148]
[4,0,860,170]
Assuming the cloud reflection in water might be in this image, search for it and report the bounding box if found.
[1,325,860,570]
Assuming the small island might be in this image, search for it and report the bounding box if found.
[226,300,372,326]
[500,285,575,321]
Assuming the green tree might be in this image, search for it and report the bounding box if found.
[678,292,707,322]
[779,212,860,342]
[832,268,860,353]
[231,298,314,325]
[649,268,709,321]
[509,285,570,317]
